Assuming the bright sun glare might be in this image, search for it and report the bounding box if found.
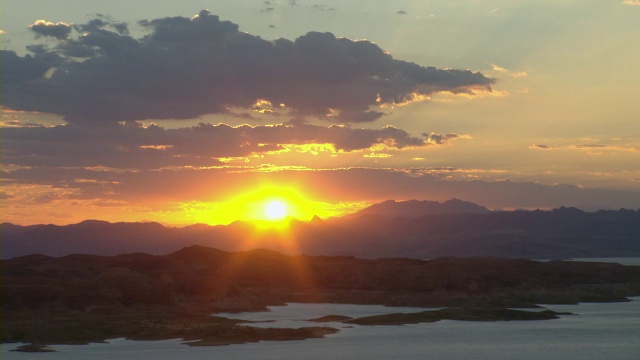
[191,185,358,225]
[265,200,287,220]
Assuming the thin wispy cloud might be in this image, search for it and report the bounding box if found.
[5,166,639,211]
[531,143,640,153]
[490,64,528,78]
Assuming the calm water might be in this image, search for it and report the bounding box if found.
[569,257,640,266]
[3,299,640,359]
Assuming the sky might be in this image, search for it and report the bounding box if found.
[1,0,640,225]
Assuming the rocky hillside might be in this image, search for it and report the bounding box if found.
[4,245,640,314]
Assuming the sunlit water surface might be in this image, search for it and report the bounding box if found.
[3,298,640,359]
[569,257,640,266]
[4,258,640,359]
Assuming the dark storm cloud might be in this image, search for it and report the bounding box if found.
[3,10,493,125]
[1,49,62,83]
[74,16,129,35]
[2,122,449,170]
[29,20,72,40]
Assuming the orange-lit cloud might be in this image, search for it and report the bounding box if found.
[2,121,460,170]
[490,64,528,78]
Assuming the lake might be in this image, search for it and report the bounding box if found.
[3,298,640,359]
[569,257,640,266]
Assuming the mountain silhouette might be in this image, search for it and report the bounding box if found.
[2,200,639,259]
[346,198,490,218]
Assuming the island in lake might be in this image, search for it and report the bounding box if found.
[3,245,640,352]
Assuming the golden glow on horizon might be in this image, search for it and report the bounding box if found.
[177,184,358,226]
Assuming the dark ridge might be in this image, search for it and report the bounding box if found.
[2,203,640,260]
[345,198,491,219]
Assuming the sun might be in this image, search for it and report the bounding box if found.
[265,200,287,220]
[186,184,361,225]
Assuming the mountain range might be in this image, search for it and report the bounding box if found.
[2,199,639,259]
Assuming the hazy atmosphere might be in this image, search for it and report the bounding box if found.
[2,0,639,225]
[3,2,640,357]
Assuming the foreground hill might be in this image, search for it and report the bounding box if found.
[6,245,640,310]
[3,246,640,350]
[2,201,640,259]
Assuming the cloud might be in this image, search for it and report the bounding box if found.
[622,0,640,5]
[397,10,408,15]
[3,10,493,125]
[573,144,640,153]
[2,121,452,170]
[0,192,15,200]
[0,119,53,128]
[309,5,337,11]
[531,143,639,153]
[490,64,528,78]
[4,167,640,211]
[530,144,558,150]
[73,16,129,35]
[1,49,62,84]
[423,132,459,145]
[29,20,72,40]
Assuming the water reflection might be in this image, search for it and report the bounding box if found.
[3,300,639,359]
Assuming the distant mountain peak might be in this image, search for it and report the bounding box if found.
[348,198,490,218]
[77,219,111,226]
[3,206,640,260]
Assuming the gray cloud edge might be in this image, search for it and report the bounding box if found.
[2,10,493,125]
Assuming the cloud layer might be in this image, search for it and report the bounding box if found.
[4,166,640,212]
[2,10,493,125]
[3,121,454,170]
